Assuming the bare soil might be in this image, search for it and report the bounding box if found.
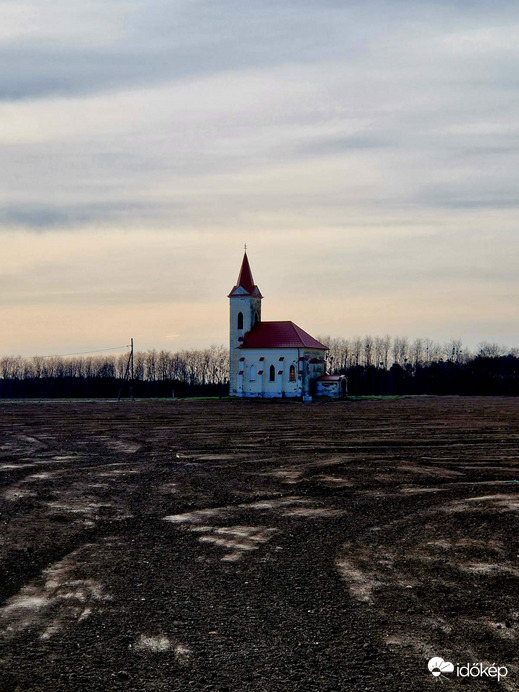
[0,397,518,691]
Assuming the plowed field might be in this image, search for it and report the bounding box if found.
[0,397,518,691]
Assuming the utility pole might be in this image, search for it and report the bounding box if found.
[130,338,134,401]
[117,338,135,402]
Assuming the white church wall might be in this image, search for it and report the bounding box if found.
[236,348,302,398]
[231,347,328,398]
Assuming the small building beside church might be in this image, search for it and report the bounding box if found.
[228,251,347,398]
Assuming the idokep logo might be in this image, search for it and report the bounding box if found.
[428,657,454,679]
[427,656,509,682]
[456,662,509,682]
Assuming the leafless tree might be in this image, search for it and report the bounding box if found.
[363,335,374,367]
[318,336,351,373]
[145,350,158,382]
[392,336,409,367]
[351,337,363,367]
[410,338,425,367]
[443,339,464,364]
[478,341,507,358]
[133,352,145,381]
[380,335,392,370]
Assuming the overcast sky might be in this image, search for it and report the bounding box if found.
[1,0,517,356]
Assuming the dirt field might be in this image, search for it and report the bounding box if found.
[0,397,517,691]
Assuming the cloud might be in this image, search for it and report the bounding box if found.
[3,0,516,102]
[0,0,364,101]
[0,0,518,351]
[0,202,175,229]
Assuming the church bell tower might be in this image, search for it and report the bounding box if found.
[228,251,262,395]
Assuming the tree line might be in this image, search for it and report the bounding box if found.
[0,346,228,399]
[319,336,518,396]
[0,337,516,397]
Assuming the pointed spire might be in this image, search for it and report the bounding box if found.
[228,250,263,298]
[236,251,255,293]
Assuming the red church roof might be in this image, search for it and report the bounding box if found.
[240,321,328,350]
[228,252,263,297]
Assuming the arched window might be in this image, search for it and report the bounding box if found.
[269,365,276,381]
[253,311,259,326]
[249,365,256,382]
[289,365,296,382]
[237,312,243,329]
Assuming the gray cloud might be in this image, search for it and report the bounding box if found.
[0,0,518,350]
[0,205,71,228]
[0,1,364,101]
[0,201,175,229]
[3,0,518,101]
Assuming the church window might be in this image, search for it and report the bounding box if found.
[269,365,275,381]
[237,312,243,329]
[289,365,296,382]
[249,365,256,382]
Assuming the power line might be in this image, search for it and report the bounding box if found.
[41,345,130,358]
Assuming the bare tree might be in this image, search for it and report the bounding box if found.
[145,350,158,382]
[410,338,425,367]
[319,336,350,373]
[381,335,392,370]
[392,336,409,367]
[443,339,464,364]
[478,342,507,358]
[351,337,363,367]
[133,352,145,381]
[157,350,171,381]
[363,335,374,367]
[208,345,228,384]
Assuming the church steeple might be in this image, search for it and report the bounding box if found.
[228,250,263,395]
[228,251,263,298]
[236,252,255,293]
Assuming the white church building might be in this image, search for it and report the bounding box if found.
[228,251,347,398]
